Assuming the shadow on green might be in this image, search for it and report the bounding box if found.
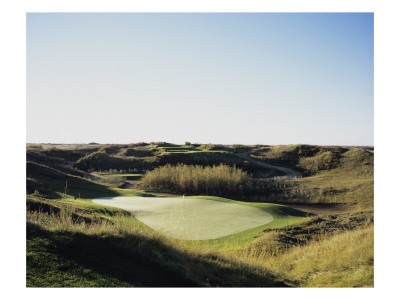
[27,223,289,287]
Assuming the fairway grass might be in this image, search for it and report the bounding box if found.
[42,180,307,248]
[92,197,273,240]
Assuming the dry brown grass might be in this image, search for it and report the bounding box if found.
[225,224,373,287]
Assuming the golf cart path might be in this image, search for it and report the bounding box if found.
[93,196,273,240]
[237,151,302,178]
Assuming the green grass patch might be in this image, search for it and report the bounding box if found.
[89,194,308,250]
[27,224,134,287]
[102,173,143,180]
[46,181,307,251]
[180,196,307,250]
[44,183,157,222]
[157,144,231,154]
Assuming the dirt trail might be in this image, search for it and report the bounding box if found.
[120,180,139,189]
[237,151,302,178]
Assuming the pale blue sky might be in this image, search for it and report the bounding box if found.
[26,13,373,145]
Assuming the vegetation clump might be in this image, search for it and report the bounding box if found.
[231,144,251,153]
[198,144,227,151]
[141,164,251,197]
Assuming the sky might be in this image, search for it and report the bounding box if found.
[26,13,374,146]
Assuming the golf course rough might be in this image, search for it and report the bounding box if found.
[92,197,273,240]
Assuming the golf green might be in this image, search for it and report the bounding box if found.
[92,197,273,240]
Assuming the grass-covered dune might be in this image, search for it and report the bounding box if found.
[74,148,263,174]
[74,151,157,173]
[27,143,374,209]
[233,221,374,287]
[252,144,372,175]
[38,143,261,174]
[26,142,374,287]
[27,195,373,287]
[28,143,373,181]
[26,161,123,197]
[26,218,288,287]
[255,147,374,209]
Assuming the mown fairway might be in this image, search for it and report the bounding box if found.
[92,196,273,240]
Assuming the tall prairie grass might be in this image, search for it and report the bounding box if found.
[140,164,251,197]
[27,203,373,287]
[26,204,286,286]
[226,224,373,287]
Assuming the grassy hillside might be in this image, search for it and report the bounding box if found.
[231,224,373,287]
[253,144,355,174]
[251,146,374,209]
[238,210,373,256]
[26,142,374,287]
[27,195,372,287]
[27,201,288,287]
[27,144,374,209]
[35,143,262,175]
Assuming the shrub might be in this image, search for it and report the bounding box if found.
[141,164,251,197]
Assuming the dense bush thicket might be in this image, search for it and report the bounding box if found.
[141,164,251,197]
[159,152,266,175]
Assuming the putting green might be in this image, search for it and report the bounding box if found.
[92,197,273,240]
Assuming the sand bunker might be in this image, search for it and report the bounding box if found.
[92,197,273,240]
